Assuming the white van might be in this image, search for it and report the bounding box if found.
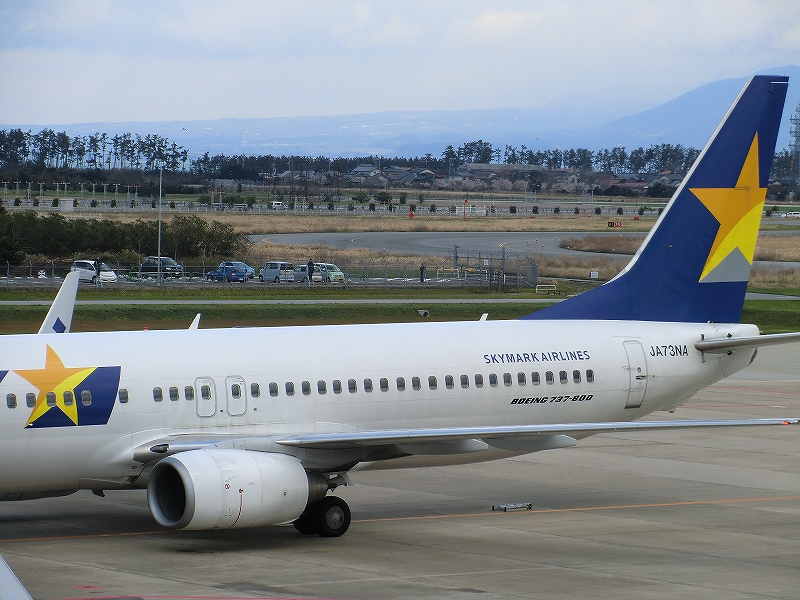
[271,201,284,209]
[259,261,294,283]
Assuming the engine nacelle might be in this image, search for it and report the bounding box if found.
[147,449,309,530]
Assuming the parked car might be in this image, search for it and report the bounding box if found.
[230,261,255,279]
[206,262,247,283]
[311,263,345,283]
[293,264,311,282]
[138,256,184,278]
[259,261,294,283]
[70,260,117,284]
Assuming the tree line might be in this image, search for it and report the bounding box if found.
[2,128,792,182]
[440,142,701,174]
[0,209,248,263]
[0,129,189,172]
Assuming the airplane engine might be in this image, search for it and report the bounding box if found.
[147,449,311,530]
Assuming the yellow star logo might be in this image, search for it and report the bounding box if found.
[690,134,765,281]
[15,345,94,426]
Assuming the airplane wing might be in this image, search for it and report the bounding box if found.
[273,418,799,451]
[695,331,800,353]
[38,271,80,334]
[132,417,798,461]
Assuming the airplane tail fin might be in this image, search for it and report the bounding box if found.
[524,75,789,323]
[38,271,79,334]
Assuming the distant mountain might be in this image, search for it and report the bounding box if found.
[3,67,798,159]
[569,66,800,152]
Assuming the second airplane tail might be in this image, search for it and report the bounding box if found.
[525,75,789,324]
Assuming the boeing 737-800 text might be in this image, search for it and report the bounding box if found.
[1,75,798,538]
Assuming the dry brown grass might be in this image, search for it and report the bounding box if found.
[248,241,445,270]
[753,235,800,262]
[560,235,644,254]
[747,267,800,289]
[560,233,800,262]
[245,241,623,281]
[67,211,657,234]
[534,255,623,280]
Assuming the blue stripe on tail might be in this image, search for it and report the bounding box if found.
[524,75,788,324]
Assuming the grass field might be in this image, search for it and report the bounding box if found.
[2,297,798,335]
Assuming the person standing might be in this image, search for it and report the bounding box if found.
[420,262,425,283]
[307,259,314,284]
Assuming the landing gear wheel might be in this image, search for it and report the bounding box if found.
[293,511,317,535]
[313,496,351,537]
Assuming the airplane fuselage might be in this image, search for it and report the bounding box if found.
[0,319,758,498]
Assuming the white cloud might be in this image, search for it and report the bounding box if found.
[1,0,799,123]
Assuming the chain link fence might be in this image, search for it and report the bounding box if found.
[3,251,541,293]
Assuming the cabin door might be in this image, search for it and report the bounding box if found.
[623,341,648,409]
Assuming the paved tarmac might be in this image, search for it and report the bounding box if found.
[1,344,798,600]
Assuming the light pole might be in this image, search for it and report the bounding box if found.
[157,165,163,287]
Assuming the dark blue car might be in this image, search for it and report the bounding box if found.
[206,263,247,282]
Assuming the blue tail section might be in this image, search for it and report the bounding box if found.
[524,75,789,324]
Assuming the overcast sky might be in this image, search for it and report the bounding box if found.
[2,0,799,126]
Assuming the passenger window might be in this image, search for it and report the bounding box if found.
[6,394,16,409]
[364,379,373,393]
[573,370,581,384]
[503,373,512,387]
[586,369,594,383]
[184,386,194,400]
[475,374,484,388]
[412,377,421,391]
[232,384,242,398]
[380,378,389,392]
[348,379,357,393]
[46,391,56,407]
[169,386,179,401]
[546,371,554,385]
[269,382,279,397]
[518,372,526,385]
[81,390,92,406]
[201,385,211,400]
[317,380,327,394]
[250,383,260,398]
[63,390,74,406]
[396,377,406,391]
[428,376,437,390]
[285,382,295,396]
[301,381,311,395]
[153,388,163,402]
[489,373,498,387]
[333,380,342,394]
[118,389,129,403]
[460,374,469,389]
[27,392,36,407]
[531,372,540,386]
[445,375,454,389]
[559,371,568,384]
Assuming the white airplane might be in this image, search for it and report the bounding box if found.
[1,75,798,539]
